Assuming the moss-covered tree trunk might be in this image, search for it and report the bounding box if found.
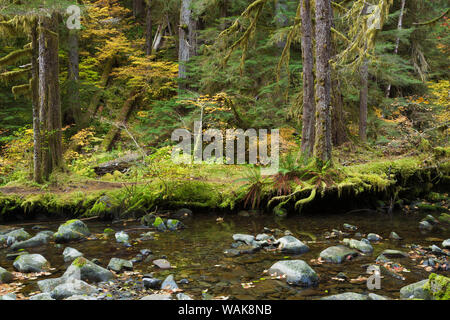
[300,0,316,156]
[38,13,63,179]
[179,0,197,89]
[68,29,81,125]
[313,0,332,165]
[31,19,42,184]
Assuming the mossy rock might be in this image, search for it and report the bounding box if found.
[426,192,448,202]
[273,207,287,218]
[438,213,450,224]
[166,219,184,231]
[140,213,156,226]
[423,273,450,300]
[103,228,115,235]
[152,216,167,231]
[54,219,91,243]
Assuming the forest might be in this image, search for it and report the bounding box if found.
[0,0,449,302]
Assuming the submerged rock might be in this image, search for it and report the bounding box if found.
[63,257,114,283]
[342,238,373,254]
[0,266,13,283]
[172,208,193,220]
[268,260,318,287]
[400,280,431,300]
[376,249,408,263]
[166,219,185,231]
[10,231,53,251]
[319,245,359,263]
[161,274,178,290]
[54,220,91,243]
[390,231,402,240]
[277,236,309,254]
[13,254,50,273]
[107,258,133,273]
[63,247,83,262]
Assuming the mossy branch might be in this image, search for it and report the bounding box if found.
[0,48,31,68]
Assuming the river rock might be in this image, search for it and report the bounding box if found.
[400,280,431,300]
[232,234,255,245]
[367,233,382,242]
[6,251,29,261]
[319,245,359,263]
[442,239,450,249]
[390,231,402,240]
[38,277,67,292]
[419,220,433,231]
[29,293,55,300]
[423,214,439,225]
[376,249,408,263]
[50,279,98,300]
[277,236,309,254]
[342,238,373,254]
[166,219,185,231]
[0,228,31,245]
[107,258,133,273]
[65,295,97,300]
[63,247,83,262]
[63,257,114,283]
[343,223,357,231]
[161,274,178,290]
[13,254,50,273]
[0,293,16,300]
[268,260,318,287]
[153,259,171,269]
[143,277,162,289]
[153,217,167,231]
[176,293,194,300]
[115,231,130,245]
[141,294,172,300]
[54,219,91,243]
[10,231,53,251]
[0,266,13,283]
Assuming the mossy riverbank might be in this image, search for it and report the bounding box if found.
[0,154,449,222]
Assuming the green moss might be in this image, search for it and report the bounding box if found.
[153,217,164,227]
[103,228,115,234]
[423,273,450,300]
[438,213,450,224]
[72,257,88,268]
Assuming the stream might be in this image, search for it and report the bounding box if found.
[1,209,449,300]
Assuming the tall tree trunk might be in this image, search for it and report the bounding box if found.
[31,19,42,184]
[68,29,81,125]
[328,0,348,146]
[300,0,315,156]
[133,0,144,18]
[179,0,197,89]
[385,0,406,98]
[145,0,152,55]
[359,59,368,142]
[313,0,332,165]
[38,13,63,179]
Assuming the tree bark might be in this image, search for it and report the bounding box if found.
[179,0,197,89]
[313,0,332,165]
[145,0,152,55]
[68,29,81,125]
[300,0,315,156]
[359,59,368,142]
[385,0,406,98]
[31,20,42,183]
[133,0,144,18]
[38,13,63,179]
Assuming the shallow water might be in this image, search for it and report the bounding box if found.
[1,210,449,300]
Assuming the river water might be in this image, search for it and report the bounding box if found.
[1,210,449,300]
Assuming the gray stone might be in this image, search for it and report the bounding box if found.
[342,238,373,254]
[268,260,318,287]
[29,293,55,300]
[13,254,50,273]
[107,258,133,273]
[64,295,97,300]
[319,245,359,263]
[143,277,162,289]
[166,219,185,231]
[63,247,83,262]
[400,280,431,300]
[161,274,178,290]
[419,221,433,231]
[176,293,194,300]
[343,223,357,231]
[376,249,408,263]
[115,231,130,245]
[442,239,450,249]
[63,257,114,283]
[10,231,53,251]
[423,215,439,225]
[321,292,368,300]
[390,232,402,240]
[232,234,255,245]
[367,233,382,242]
[277,236,310,254]
[0,293,16,300]
[0,266,13,283]
[430,245,443,254]
[50,279,97,300]
[0,228,31,245]
[153,259,171,269]
[368,293,389,300]
[141,294,172,300]
[38,277,67,292]
[54,220,91,243]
